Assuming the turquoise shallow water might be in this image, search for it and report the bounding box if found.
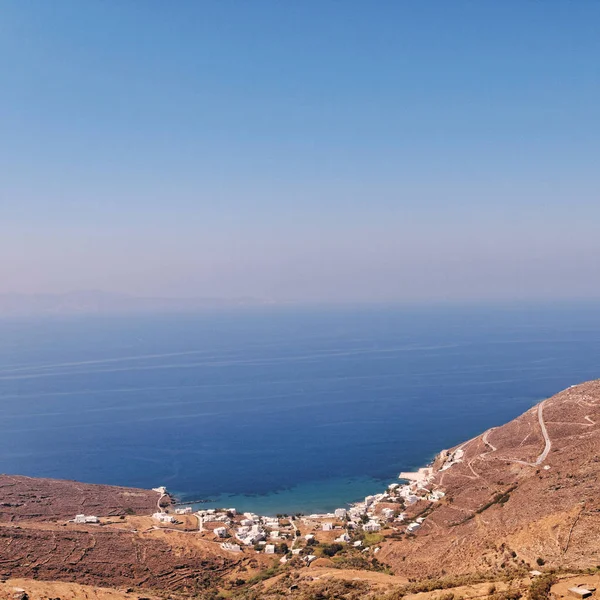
[1,305,599,514]
[183,475,396,516]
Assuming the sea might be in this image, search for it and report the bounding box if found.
[0,304,599,515]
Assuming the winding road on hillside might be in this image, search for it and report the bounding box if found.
[482,428,497,452]
[157,492,168,511]
[535,400,552,464]
[508,400,551,467]
[478,400,551,467]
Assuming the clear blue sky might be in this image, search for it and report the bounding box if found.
[1,1,599,302]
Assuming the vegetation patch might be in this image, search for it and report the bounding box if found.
[528,574,557,600]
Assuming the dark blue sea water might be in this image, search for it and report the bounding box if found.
[1,305,599,515]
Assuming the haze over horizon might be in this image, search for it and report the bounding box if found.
[2,1,599,304]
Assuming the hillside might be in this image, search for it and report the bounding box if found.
[0,381,599,599]
[380,380,600,577]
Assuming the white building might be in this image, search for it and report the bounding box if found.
[214,526,227,538]
[304,534,315,541]
[322,522,333,531]
[406,522,421,533]
[270,530,280,539]
[381,508,395,520]
[240,518,254,527]
[335,533,351,543]
[363,521,381,532]
[264,544,276,554]
[428,490,445,502]
[243,512,259,521]
[235,524,266,546]
[175,507,192,515]
[202,513,218,522]
[74,514,99,524]
[348,505,366,520]
[334,508,347,519]
[152,486,167,495]
[221,542,242,552]
[153,512,175,523]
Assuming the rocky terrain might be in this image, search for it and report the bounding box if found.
[0,380,599,599]
[380,380,600,577]
[0,476,161,522]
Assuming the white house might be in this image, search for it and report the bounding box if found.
[248,531,265,544]
[175,507,192,515]
[335,533,350,543]
[363,521,381,532]
[243,512,259,521]
[236,525,266,546]
[428,490,445,502]
[304,534,315,541]
[334,508,347,519]
[240,519,254,527]
[381,508,395,520]
[74,514,99,524]
[322,522,333,531]
[348,506,366,520]
[264,544,276,554]
[221,542,242,552]
[214,526,227,538]
[406,522,421,533]
[153,512,175,523]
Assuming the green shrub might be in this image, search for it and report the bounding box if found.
[529,574,557,600]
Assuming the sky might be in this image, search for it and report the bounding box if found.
[1,1,599,303]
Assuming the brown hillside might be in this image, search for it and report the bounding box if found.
[0,475,161,522]
[379,380,600,577]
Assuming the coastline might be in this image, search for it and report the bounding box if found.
[179,475,401,517]
[170,458,443,519]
